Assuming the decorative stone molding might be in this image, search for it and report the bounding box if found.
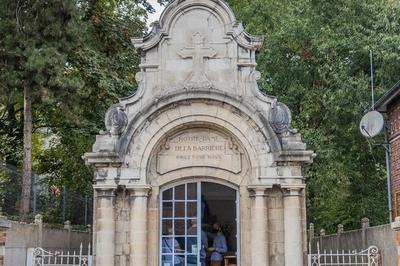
[337,224,344,235]
[282,186,305,197]
[105,104,128,135]
[275,150,316,165]
[83,151,123,167]
[156,128,243,175]
[127,186,151,198]
[309,223,315,239]
[131,0,264,52]
[178,32,217,89]
[270,102,292,134]
[248,186,270,197]
[34,214,43,225]
[361,217,370,229]
[94,187,116,198]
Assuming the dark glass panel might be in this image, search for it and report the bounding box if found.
[161,255,172,266]
[162,202,173,218]
[174,185,185,200]
[187,202,197,217]
[174,202,185,218]
[175,237,186,253]
[187,183,197,200]
[174,219,185,235]
[186,219,197,236]
[163,188,173,201]
[161,219,173,236]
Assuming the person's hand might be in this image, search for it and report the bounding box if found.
[208,247,215,252]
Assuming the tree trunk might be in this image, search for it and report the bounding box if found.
[19,86,32,222]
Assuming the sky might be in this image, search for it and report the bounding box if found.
[147,0,166,27]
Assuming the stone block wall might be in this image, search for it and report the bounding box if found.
[388,100,400,216]
[4,217,91,266]
[309,220,397,266]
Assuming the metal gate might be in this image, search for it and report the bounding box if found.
[308,243,380,266]
[28,243,92,266]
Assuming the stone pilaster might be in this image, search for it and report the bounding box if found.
[128,186,151,266]
[283,187,304,266]
[95,188,116,266]
[249,186,269,266]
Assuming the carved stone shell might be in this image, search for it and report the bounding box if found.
[105,105,128,135]
[269,102,291,134]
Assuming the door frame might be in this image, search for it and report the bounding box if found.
[159,179,240,266]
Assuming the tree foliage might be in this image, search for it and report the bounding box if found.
[0,0,152,223]
[228,0,400,232]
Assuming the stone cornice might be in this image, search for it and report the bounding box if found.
[94,186,117,198]
[274,150,316,165]
[83,151,123,168]
[93,184,118,190]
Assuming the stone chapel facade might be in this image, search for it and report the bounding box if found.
[83,1,315,266]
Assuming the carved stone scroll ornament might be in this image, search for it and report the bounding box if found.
[269,102,292,134]
[178,32,217,89]
[105,105,128,135]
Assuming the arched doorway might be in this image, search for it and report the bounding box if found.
[160,181,239,266]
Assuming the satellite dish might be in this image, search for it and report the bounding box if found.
[359,111,384,138]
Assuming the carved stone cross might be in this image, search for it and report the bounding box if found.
[178,32,217,89]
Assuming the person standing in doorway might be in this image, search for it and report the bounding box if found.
[208,222,227,266]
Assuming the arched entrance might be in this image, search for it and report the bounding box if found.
[160,180,239,266]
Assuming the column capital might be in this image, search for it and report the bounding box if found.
[248,185,271,197]
[127,185,152,198]
[282,185,305,197]
[95,187,116,198]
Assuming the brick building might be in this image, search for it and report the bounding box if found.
[376,80,400,218]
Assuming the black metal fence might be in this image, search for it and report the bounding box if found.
[0,162,92,225]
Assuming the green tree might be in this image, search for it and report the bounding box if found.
[228,0,400,232]
[0,0,153,223]
[0,0,83,221]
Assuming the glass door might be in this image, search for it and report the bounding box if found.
[160,182,201,266]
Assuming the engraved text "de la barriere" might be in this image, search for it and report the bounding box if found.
[174,145,225,152]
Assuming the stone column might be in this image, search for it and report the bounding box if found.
[34,214,43,247]
[129,186,151,266]
[283,188,303,266]
[95,188,116,266]
[361,217,370,249]
[249,187,269,266]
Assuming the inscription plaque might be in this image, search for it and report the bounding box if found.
[157,129,242,174]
